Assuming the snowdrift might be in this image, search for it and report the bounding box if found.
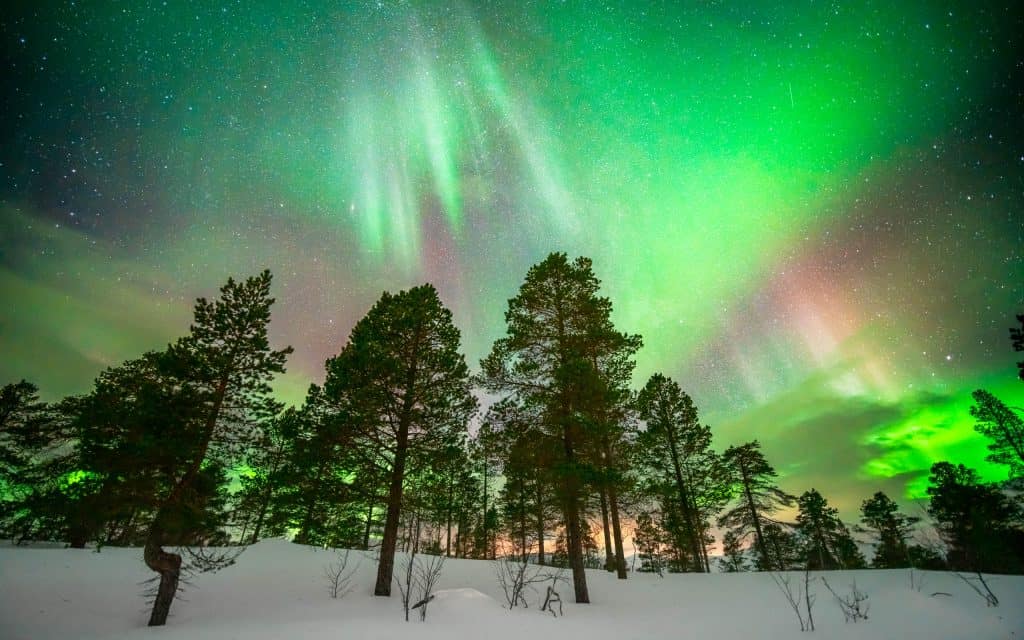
[2,539,1021,639]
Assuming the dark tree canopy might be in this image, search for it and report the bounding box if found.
[795,488,864,570]
[860,491,918,568]
[717,441,795,571]
[970,389,1024,482]
[479,252,640,602]
[325,284,476,598]
[926,461,1023,573]
[144,269,292,626]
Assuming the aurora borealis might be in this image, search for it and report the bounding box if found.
[2,1,1022,517]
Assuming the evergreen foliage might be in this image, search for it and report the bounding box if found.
[795,489,865,570]
[324,284,476,597]
[859,491,918,568]
[926,461,1023,573]
[479,253,639,602]
[635,374,725,572]
[142,269,292,626]
[969,389,1024,482]
[717,441,796,571]
[719,530,749,572]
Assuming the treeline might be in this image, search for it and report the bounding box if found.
[0,256,1022,626]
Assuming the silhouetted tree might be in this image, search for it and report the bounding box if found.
[796,489,864,570]
[144,270,292,626]
[859,491,918,568]
[0,380,63,540]
[635,374,721,572]
[634,511,666,574]
[970,389,1024,482]
[325,284,476,597]
[718,441,795,571]
[926,461,1023,573]
[232,411,291,544]
[719,530,749,572]
[479,253,639,603]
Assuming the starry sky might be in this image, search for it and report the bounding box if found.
[2,1,1023,518]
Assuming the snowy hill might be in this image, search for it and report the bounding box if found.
[2,540,1022,639]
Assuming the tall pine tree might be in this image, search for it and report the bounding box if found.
[144,270,292,626]
[479,253,638,603]
[324,284,476,597]
[859,491,918,568]
[717,441,795,571]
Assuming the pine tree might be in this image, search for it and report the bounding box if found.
[324,284,476,597]
[144,270,292,626]
[485,397,559,565]
[479,253,638,603]
[0,380,63,540]
[969,389,1024,481]
[926,461,1023,573]
[860,491,918,568]
[719,530,749,572]
[469,423,501,559]
[55,355,208,548]
[581,321,640,579]
[274,386,374,548]
[0,381,50,487]
[635,374,718,572]
[796,488,864,570]
[717,441,795,571]
[633,511,666,574]
[757,523,803,571]
[232,411,291,544]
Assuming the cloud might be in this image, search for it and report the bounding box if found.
[712,359,1000,519]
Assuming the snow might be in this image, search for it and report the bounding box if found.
[2,539,1022,639]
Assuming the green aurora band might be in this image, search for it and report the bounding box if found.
[2,1,1023,515]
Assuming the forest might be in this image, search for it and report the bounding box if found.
[1,253,1022,627]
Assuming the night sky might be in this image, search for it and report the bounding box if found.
[2,1,1023,517]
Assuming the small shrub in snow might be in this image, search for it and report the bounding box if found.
[771,568,816,632]
[323,550,358,599]
[957,571,999,607]
[412,554,445,621]
[494,558,565,613]
[397,550,446,621]
[822,577,869,622]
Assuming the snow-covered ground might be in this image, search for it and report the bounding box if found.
[2,540,1021,639]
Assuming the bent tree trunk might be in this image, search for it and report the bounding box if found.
[144,377,228,626]
[144,524,182,627]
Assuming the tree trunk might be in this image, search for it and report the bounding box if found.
[374,424,409,596]
[536,483,546,565]
[599,487,613,571]
[667,434,705,572]
[561,421,589,603]
[518,478,528,563]
[445,477,453,557]
[740,465,770,570]
[249,488,270,545]
[144,514,182,626]
[607,481,627,579]
[564,498,590,603]
[363,504,374,549]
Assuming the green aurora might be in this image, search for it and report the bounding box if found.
[2,1,1022,515]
